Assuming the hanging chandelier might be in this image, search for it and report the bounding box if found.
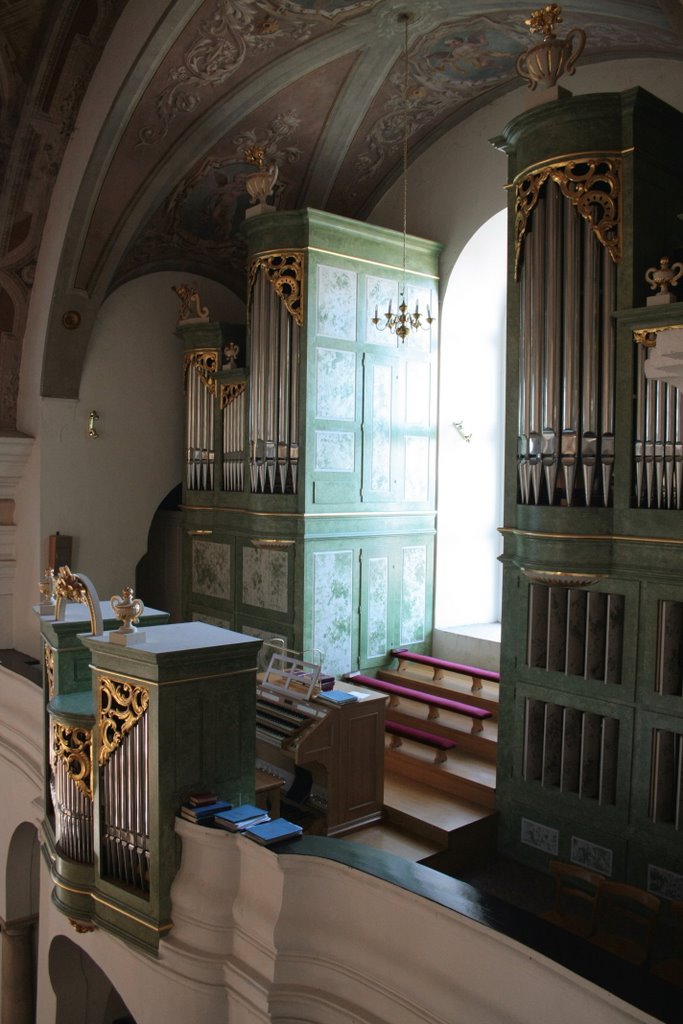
[372,12,434,342]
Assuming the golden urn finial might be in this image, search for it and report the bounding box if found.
[517,5,585,92]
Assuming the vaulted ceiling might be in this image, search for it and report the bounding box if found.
[1,0,683,414]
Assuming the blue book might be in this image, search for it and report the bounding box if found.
[180,800,232,822]
[317,689,358,704]
[244,818,303,845]
[214,804,270,832]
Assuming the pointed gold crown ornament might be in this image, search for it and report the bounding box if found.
[516,5,585,92]
[645,256,683,305]
[243,145,278,213]
[110,586,146,646]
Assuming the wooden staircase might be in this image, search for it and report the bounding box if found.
[342,656,499,874]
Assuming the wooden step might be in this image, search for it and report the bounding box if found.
[379,667,499,716]
[384,739,497,808]
[385,707,497,761]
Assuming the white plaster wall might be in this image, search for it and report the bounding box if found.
[38,272,244,609]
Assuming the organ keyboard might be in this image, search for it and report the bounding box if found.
[256,652,385,836]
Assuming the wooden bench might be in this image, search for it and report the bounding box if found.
[391,648,500,693]
[344,673,493,733]
[385,721,456,764]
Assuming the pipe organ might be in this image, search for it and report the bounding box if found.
[248,254,302,494]
[180,209,440,676]
[515,160,618,507]
[496,88,683,892]
[38,598,260,954]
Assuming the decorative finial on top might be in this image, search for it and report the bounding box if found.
[517,5,585,95]
[645,256,683,305]
[38,567,56,614]
[243,145,278,216]
[110,586,146,645]
[172,283,210,325]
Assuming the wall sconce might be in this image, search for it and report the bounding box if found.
[88,411,100,438]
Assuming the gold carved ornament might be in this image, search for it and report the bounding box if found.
[183,350,219,398]
[52,722,93,799]
[98,676,149,767]
[249,251,304,326]
[221,380,248,408]
[44,642,55,699]
[514,157,621,278]
[54,566,99,633]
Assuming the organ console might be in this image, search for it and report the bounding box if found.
[255,651,386,836]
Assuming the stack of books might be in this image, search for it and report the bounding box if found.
[214,803,271,832]
[180,793,232,825]
[244,818,303,846]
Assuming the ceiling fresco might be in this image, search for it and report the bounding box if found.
[1,0,683,413]
[104,0,683,296]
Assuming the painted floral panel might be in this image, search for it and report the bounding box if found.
[570,836,613,876]
[365,275,399,345]
[317,264,357,341]
[316,348,356,420]
[366,556,388,659]
[405,361,430,426]
[242,547,289,613]
[370,364,391,493]
[404,436,429,501]
[648,864,683,902]
[315,430,355,472]
[521,817,559,855]
[400,545,426,645]
[192,539,231,600]
[313,550,353,676]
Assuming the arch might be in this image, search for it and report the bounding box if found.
[48,937,135,1024]
[5,823,40,922]
[435,207,507,630]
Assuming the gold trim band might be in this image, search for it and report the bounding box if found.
[53,879,172,933]
[500,526,683,546]
[88,666,257,687]
[181,503,437,520]
[249,245,439,279]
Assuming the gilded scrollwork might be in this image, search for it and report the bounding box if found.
[249,251,304,325]
[52,722,93,799]
[54,566,100,633]
[44,642,55,699]
[514,156,622,278]
[221,380,248,408]
[183,350,220,398]
[98,676,149,767]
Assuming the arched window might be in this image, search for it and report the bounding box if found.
[435,209,507,635]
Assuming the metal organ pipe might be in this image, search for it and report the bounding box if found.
[101,721,150,893]
[561,192,580,505]
[248,265,300,495]
[600,246,615,506]
[528,193,545,504]
[581,215,599,504]
[543,182,562,503]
